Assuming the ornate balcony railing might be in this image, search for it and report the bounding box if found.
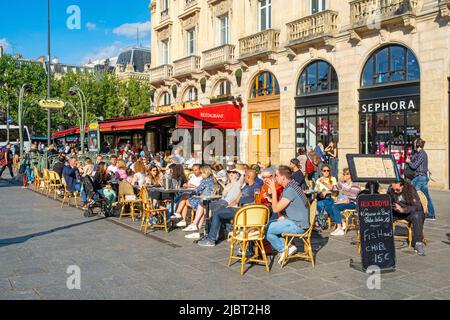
[350,0,419,28]
[149,64,173,83]
[287,10,338,46]
[239,29,280,60]
[185,0,198,10]
[202,44,235,69]
[173,55,201,77]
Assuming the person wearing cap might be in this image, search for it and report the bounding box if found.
[182,168,242,240]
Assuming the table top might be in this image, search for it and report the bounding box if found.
[192,195,222,201]
[147,187,193,193]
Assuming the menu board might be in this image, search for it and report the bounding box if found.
[346,154,400,183]
[357,194,396,271]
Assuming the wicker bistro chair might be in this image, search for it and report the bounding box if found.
[41,169,51,195]
[47,171,63,199]
[118,180,142,222]
[140,187,170,233]
[61,176,79,208]
[393,190,428,247]
[32,166,44,192]
[280,200,318,269]
[228,205,271,275]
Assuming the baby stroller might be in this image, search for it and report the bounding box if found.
[81,176,111,217]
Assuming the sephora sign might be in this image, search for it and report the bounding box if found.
[360,96,419,113]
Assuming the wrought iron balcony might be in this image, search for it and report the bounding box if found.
[149,64,173,84]
[173,55,201,77]
[239,29,280,61]
[286,10,338,48]
[202,44,235,70]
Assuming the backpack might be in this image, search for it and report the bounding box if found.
[305,159,315,175]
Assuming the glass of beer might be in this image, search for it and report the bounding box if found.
[254,190,261,204]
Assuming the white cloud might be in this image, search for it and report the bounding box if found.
[81,42,123,64]
[86,22,97,31]
[113,21,150,38]
[0,38,11,53]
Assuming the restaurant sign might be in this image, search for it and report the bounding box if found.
[360,96,419,114]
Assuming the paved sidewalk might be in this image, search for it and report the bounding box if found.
[0,175,449,300]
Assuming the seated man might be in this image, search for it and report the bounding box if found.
[259,168,284,221]
[388,179,426,256]
[266,165,310,264]
[197,169,263,247]
[62,157,88,208]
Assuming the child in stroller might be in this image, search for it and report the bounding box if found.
[81,175,111,217]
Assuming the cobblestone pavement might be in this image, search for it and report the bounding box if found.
[1,174,449,300]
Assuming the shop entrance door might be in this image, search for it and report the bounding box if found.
[248,111,280,166]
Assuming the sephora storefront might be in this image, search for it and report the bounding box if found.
[359,45,420,175]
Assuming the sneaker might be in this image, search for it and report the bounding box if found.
[198,239,215,247]
[185,232,201,240]
[427,217,436,221]
[330,229,345,236]
[182,224,198,232]
[176,220,187,228]
[414,242,426,256]
[277,251,287,265]
[288,245,297,257]
[174,212,182,219]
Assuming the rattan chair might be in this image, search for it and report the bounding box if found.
[228,204,271,275]
[393,190,428,247]
[47,171,63,199]
[61,176,79,208]
[140,187,170,233]
[118,180,142,221]
[32,166,43,192]
[280,200,318,268]
[41,169,51,195]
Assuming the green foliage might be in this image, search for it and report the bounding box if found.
[0,55,151,136]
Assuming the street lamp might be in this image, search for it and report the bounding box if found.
[68,86,88,154]
[18,83,32,157]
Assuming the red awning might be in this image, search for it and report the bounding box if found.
[52,127,77,138]
[99,115,172,132]
[177,102,241,129]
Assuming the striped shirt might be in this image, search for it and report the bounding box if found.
[409,150,428,177]
[333,182,361,203]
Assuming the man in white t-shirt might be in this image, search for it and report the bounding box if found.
[107,155,118,174]
[184,164,203,188]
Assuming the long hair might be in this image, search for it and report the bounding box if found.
[388,180,417,205]
[171,164,187,182]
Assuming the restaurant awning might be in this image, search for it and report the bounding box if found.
[176,102,241,129]
[99,115,172,132]
[52,128,77,138]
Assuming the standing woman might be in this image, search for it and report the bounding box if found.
[324,141,338,179]
[406,138,436,220]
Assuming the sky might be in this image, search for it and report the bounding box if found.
[0,0,152,65]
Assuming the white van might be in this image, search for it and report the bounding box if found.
[0,125,31,152]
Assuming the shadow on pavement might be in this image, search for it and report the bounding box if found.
[443,233,450,245]
[0,217,106,248]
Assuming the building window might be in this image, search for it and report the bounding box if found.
[187,29,196,56]
[160,92,171,106]
[297,60,338,95]
[361,45,420,87]
[311,0,326,14]
[161,0,169,16]
[296,105,338,149]
[161,40,169,64]
[216,80,232,96]
[258,0,272,31]
[217,15,229,46]
[250,71,279,99]
[185,87,198,102]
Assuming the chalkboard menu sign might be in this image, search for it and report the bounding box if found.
[357,194,396,271]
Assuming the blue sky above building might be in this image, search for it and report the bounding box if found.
[0,0,151,64]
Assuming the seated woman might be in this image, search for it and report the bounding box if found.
[182,168,241,239]
[146,165,163,208]
[81,158,94,178]
[328,168,361,236]
[314,164,338,220]
[132,160,146,188]
[175,165,214,228]
[289,158,307,190]
[92,162,116,205]
[114,159,128,181]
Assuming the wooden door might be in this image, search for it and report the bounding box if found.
[248,111,280,166]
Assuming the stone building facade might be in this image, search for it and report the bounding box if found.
[148,0,450,189]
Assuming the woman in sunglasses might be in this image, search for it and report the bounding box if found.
[314,164,337,222]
